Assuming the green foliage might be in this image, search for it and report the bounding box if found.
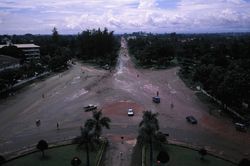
[75,126,99,166]
[84,110,111,138]
[0,155,6,165]
[138,111,160,166]
[177,34,250,113]
[36,140,48,157]
[48,47,71,71]
[77,28,119,66]
[0,69,19,88]
[0,45,24,59]
[128,37,176,67]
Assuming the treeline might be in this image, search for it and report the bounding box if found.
[127,35,176,68]
[76,28,120,66]
[127,33,250,114]
[178,35,250,114]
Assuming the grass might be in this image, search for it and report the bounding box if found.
[143,144,236,166]
[4,144,103,166]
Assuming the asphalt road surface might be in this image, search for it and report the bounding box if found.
[0,37,249,165]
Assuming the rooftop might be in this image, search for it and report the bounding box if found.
[0,44,40,49]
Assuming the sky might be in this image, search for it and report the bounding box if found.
[0,0,250,34]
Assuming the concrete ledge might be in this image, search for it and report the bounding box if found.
[2,136,108,166]
[141,139,237,166]
[3,136,76,162]
[168,139,237,165]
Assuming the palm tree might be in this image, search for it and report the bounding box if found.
[76,126,97,166]
[85,110,111,138]
[138,111,159,166]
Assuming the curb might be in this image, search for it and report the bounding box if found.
[140,140,238,166]
[168,140,238,165]
[2,136,76,162]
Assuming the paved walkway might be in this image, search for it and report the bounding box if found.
[101,135,136,166]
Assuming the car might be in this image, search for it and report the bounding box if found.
[186,116,198,124]
[152,96,160,103]
[128,108,134,116]
[84,104,97,111]
[235,123,247,132]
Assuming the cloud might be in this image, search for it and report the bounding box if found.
[0,0,250,34]
[138,0,158,9]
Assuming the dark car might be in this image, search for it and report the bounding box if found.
[152,96,160,103]
[84,104,97,111]
[186,116,198,124]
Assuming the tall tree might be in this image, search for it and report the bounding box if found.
[36,140,48,158]
[85,110,111,138]
[138,111,159,166]
[76,126,98,166]
[52,27,59,45]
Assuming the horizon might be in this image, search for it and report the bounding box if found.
[1,0,250,35]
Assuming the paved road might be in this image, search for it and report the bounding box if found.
[0,37,249,164]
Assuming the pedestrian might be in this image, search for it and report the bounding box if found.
[57,122,59,130]
[121,136,124,144]
[120,152,123,160]
[36,119,40,127]
[42,94,44,98]
[170,102,174,109]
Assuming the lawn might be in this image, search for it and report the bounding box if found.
[4,144,103,166]
[144,144,236,166]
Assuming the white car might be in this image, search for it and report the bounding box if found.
[128,108,134,116]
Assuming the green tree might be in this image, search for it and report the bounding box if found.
[52,27,59,45]
[76,126,98,166]
[198,148,207,160]
[138,111,159,166]
[0,45,23,59]
[36,140,48,158]
[85,110,111,139]
[239,158,250,166]
[0,155,6,166]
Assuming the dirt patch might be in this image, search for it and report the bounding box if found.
[102,101,144,116]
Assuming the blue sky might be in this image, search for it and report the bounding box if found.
[0,0,250,34]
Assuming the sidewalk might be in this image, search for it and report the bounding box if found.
[101,135,135,166]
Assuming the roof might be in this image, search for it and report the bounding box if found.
[0,44,40,49]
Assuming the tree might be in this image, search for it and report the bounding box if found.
[138,111,159,166]
[0,155,6,166]
[85,110,111,139]
[198,148,207,160]
[52,27,59,45]
[77,28,118,66]
[157,151,169,164]
[239,158,250,166]
[76,126,98,166]
[71,157,81,166]
[0,45,23,59]
[36,140,48,157]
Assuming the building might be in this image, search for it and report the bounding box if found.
[0,43,40,63]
